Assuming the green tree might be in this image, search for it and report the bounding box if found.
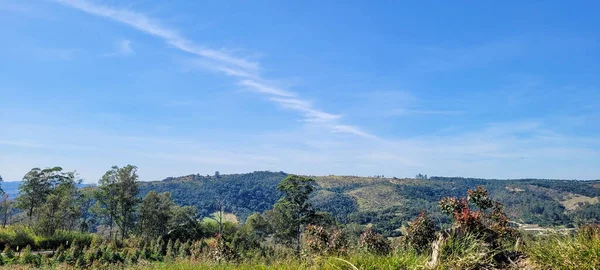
[245,212,272,239]
[271,175,316,253]
[0,175,9,228]
[34,173,81,236]
[95,167,120,240]
[115,165,140,241]
[1,194,11,228]
[77,186,97,232]
[16,167,77,227]
[137,191,174,241]
[95,165,140,241]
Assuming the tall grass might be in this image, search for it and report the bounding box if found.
[436,232,498,270]
[0,226,98,251]
[526,227,600,269]
[129,250,428,270]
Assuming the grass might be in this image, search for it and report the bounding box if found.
[559,193,599,211]
[131,251,429,270]
[0,226,98,251]
[526,231,600,269]
[346,185,403,212]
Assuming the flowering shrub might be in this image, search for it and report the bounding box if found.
[405,212,436,254]
[438,186,516,247]
[303,225,349,255]
[359,227,390,255]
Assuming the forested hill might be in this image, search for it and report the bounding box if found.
[139,171,600,236]
[138,171,288,219]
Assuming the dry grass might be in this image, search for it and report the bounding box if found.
[560,193,599,211]
[346,185,403,212]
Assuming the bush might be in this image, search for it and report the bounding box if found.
[359,227,390,255]
[303,225,330,254]
[405,211,436,254]
[19,245,40,266]
[303,225,349,255]
[0,226,35,250]
[439,186,517,248]
[35,230,96,250]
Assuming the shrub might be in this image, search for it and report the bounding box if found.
[328,227,349,255]
[0,227,36,250]
[165,239,175,261]
[303,225,349,255]
[303,225,330,254]
[405,211,436,254]
[359,227,391,255]
[179,240,191,258]
[20,245,40,266]
[439,186,517,247]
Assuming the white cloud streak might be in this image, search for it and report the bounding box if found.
[103,39,133,57]
[54,0,374,138]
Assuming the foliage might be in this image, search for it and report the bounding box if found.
[0,226,96,251]
[527,224,600,269]
[405,211,436,254]
[16,167,82,234]
[303,225,349,255]
[271,175,317,252]
[95,165,140,241]
[137,191,173,241]
[358,227,390,255]
[439,186,516,247]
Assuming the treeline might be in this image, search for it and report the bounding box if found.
[1,167,600,269]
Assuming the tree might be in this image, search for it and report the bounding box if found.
[245,212,272,239]
[35,177,80,236]
[0,194,11,228]
[271,175,317,253]
[16,167,75,225]
[206,199,225,237]
[168,205,199,240]
[0,175,8,228]
[115,165,140,241]
[95,167,120,240]
[137,191,174,241]
[77,187,97,232]
[95,165,140,241]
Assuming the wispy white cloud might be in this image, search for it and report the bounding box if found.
[103,39,133,57]
[332,125,376,139]
[239,80,296,97]
[386,108,462,116]
[54,0,256,72]
[54,0,374,138]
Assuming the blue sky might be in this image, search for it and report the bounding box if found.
[1,0,599,183]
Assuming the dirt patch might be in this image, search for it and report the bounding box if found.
[346,184,403,212]
[560,194,599,211]
[506,186,525,192]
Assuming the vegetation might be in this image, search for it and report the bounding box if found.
[0,168,599,269]
[135,172,600,236]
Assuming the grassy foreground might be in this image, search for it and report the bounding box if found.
[128,252,428,270]
[2,234,600,270]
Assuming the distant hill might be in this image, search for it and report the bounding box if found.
[1,181,93,199]
[139,172,600,236]
[1,181,21,199]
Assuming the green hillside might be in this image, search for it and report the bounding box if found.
[140,171,600,236]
